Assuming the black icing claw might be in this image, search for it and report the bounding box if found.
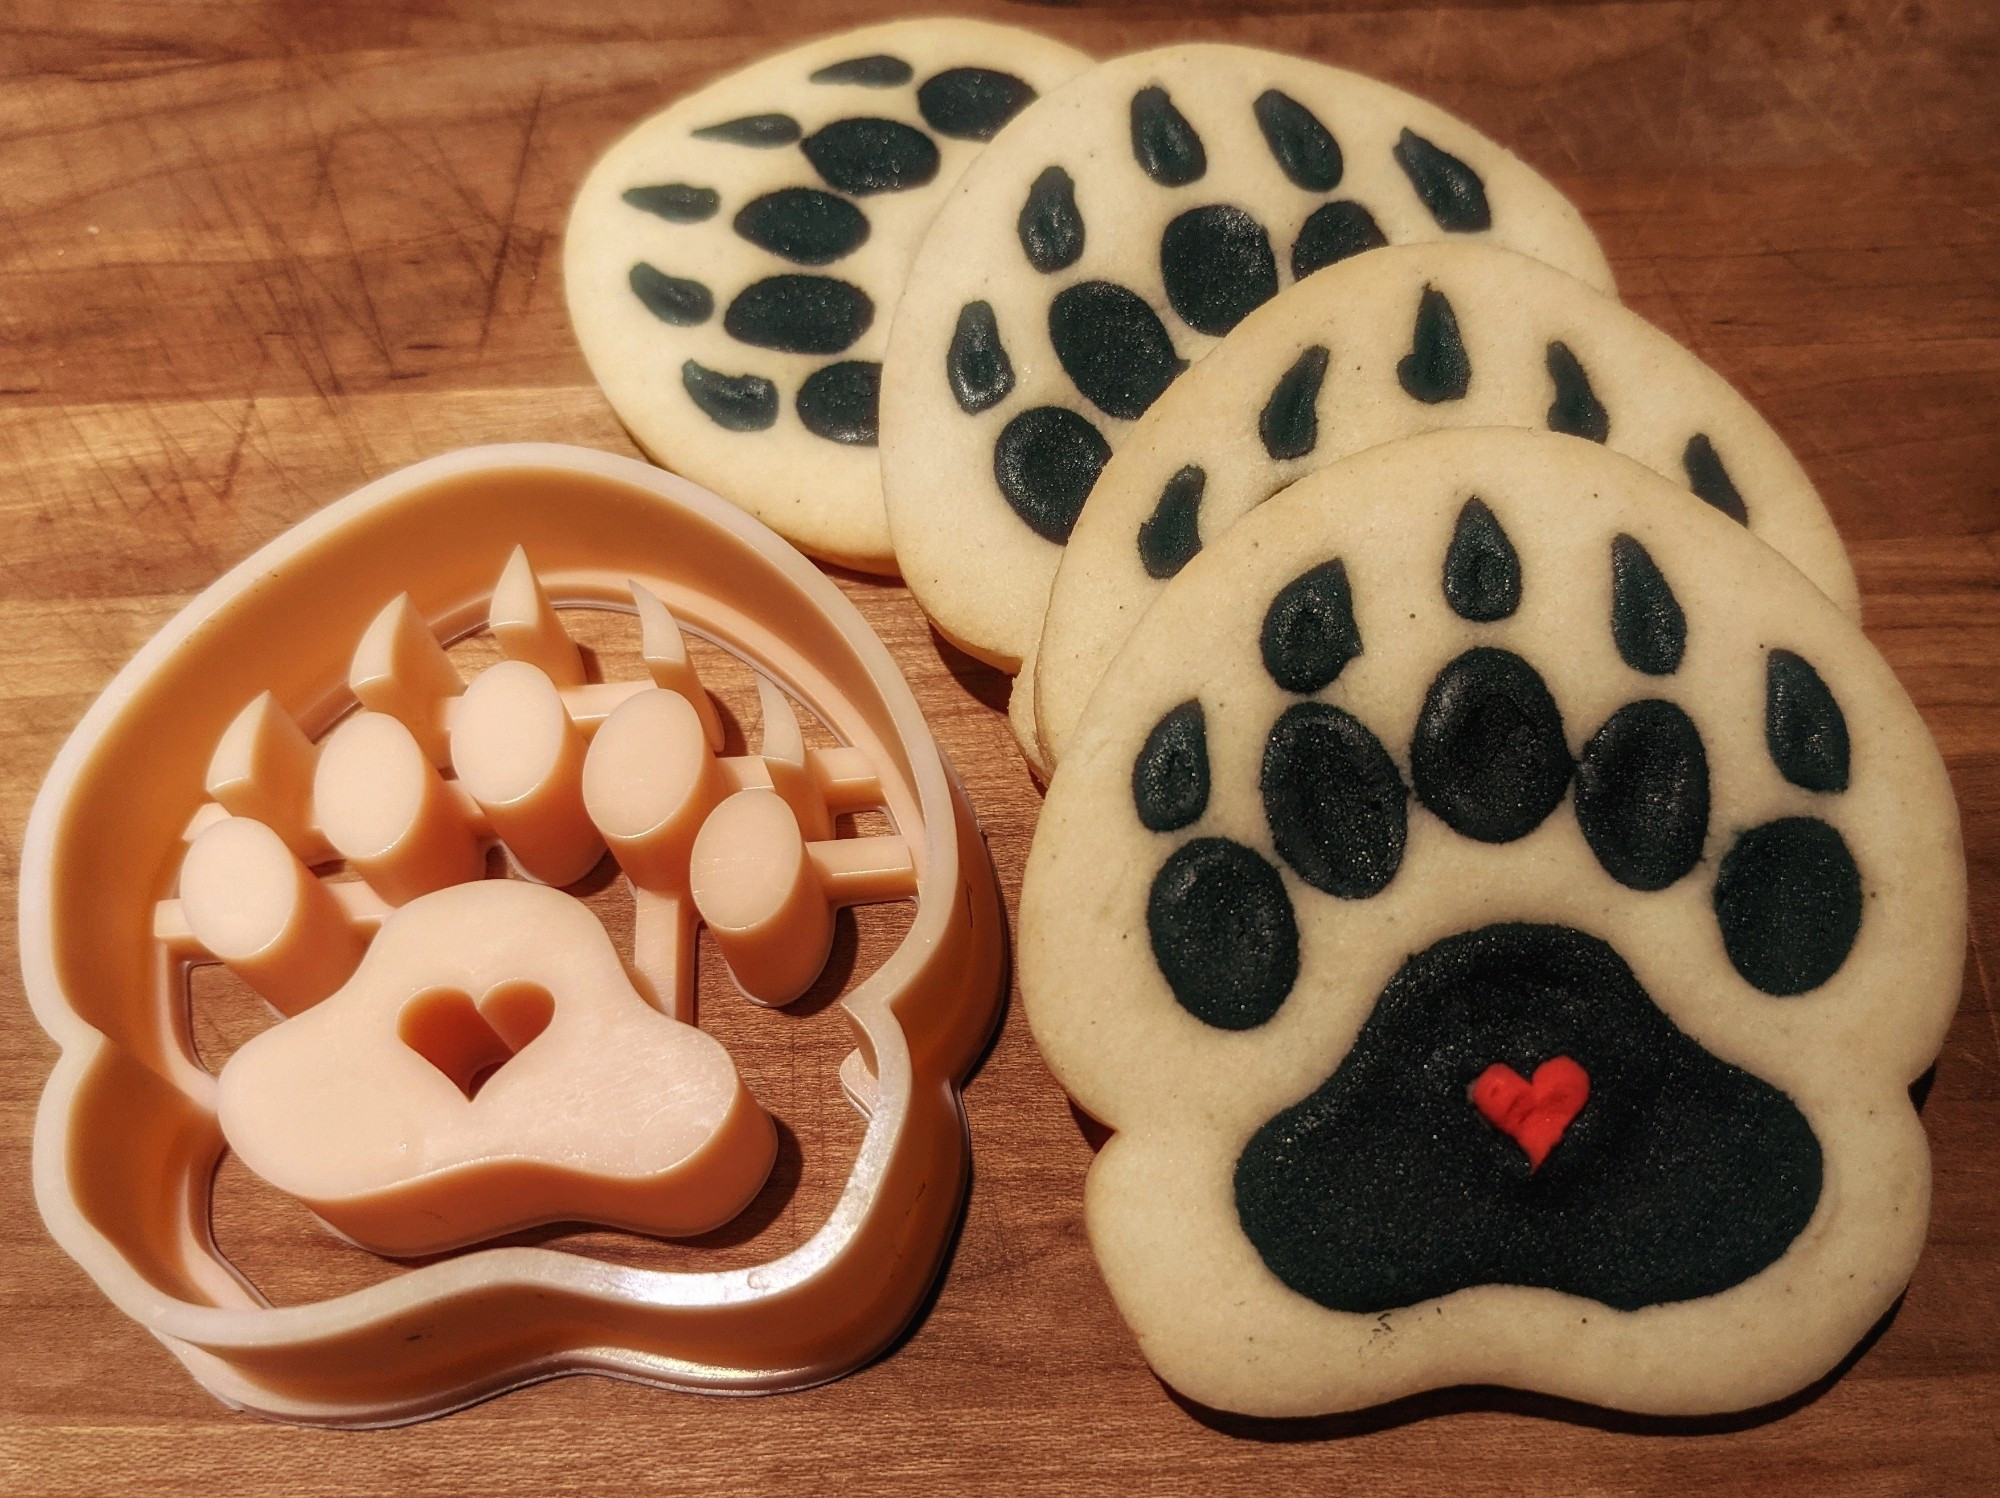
[724,275,872,354]
[1411,647,1570,843]
[795,360,880,445]
[1235,924,1822,1313]
[1160,205,1279,337]
[1442,497,1521,622]
[1713,817,1862,995]
[681,360,778,431]
[622,183,719,222]
[809,54,912,87]
[1260,346,1330,462]
[1683,434,1749,524]
[732,188,870,265]
[1262,702,1408,900]
[946,300,1014,415]
[1253,89,1342,190]
[1765,650,1850,793]
[1610,534,1686,676]
[629,263,713,326]
[1048,281,1183,421]
[1291,201,1387,280]
[1261,559,1362,695]
[1575,699,1709,891]
[1393,127,1492,232]
[919,67,1037,140]
[1134,700,1210,832]
[994,406,1110,544]
[1130,86,1206,186]
[1147,838,1299,1031]
[801,117,940,194]
[1546,340,1610,443]
[1397,286,1472,403]
[693,114,800,147]
[1018,166,1085,274]
[1138,465,1206,580]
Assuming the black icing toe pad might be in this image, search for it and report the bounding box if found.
[1147,838,1299,1031]
[1411,647,1571,843]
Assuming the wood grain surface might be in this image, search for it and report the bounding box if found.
[2,2,1996,1492]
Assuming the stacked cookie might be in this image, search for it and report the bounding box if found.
[566,23,1966,1421]
[877,42,1612,683]
[563,26,1618,593]
[566,18,1093,572]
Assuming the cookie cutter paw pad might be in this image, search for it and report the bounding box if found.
[217,879,779,1257]
[1021,429,1963,1418]
[23,445,1005,1423]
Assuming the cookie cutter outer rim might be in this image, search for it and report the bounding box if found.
[21,442,1007,1426]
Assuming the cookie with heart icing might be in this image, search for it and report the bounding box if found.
[1026,241,1862,770]
[565,20,1090,572]
[880,43,1612,664]
[1021,428,1964,1417]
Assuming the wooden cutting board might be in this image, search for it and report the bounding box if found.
[1,2,1995,1491]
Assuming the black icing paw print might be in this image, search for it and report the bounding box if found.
[1133,499,1863,1312]
[950,85,1494,543]
[623,57,1043,447]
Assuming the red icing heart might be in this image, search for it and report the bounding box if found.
[1470,1056,1590,1171]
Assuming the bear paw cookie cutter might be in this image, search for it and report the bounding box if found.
[22,443,1006,1425]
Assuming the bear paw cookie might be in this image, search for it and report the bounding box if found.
[1021,428,1964,1418]
[565,19,1090,572]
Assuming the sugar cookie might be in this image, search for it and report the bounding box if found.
[566,20,1090,571]
[1021,429,1963,1417]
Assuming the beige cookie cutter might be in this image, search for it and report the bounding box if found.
[21,443,1006,1424]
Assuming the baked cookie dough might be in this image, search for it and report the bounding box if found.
[565,20,1090,572]
[880,43,1612,664]
[1027,241,1861,767]
[1020,428,1964,1417]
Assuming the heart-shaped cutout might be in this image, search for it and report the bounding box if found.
[398,981,555,1099]
[1470,1056,1590,1171]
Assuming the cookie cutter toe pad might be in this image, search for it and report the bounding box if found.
[22,443,1005,1424]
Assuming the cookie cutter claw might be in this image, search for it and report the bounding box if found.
[21,444,1006,1424]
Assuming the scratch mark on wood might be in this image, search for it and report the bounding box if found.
[479,81,545,355]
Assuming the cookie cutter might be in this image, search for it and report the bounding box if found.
[21,443,1006,1424]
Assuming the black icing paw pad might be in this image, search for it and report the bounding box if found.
[1146,837,1299,1031]
[1409,646,1570,843]
[801,116,940,195]
[1234,924,1822,1313]
[994,405,1111,544]
[1160,204,1279,338]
